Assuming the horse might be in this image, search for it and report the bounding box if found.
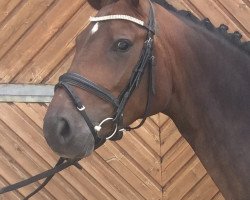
[43,0,250,199]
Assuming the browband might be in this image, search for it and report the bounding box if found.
[90,15,145,27]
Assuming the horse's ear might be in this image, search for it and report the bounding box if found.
[87,0,117,10]
[130,0,139,7]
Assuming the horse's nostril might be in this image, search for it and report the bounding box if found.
[57,118,71,140]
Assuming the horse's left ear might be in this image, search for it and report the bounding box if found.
[130,0,139,7]
[87,0,117,10]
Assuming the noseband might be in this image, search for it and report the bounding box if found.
[56,1,156,148]
[0,1,156,199]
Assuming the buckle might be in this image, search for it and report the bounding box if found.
[77,105,86,111]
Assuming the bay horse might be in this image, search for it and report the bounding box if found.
[43,0,250,199]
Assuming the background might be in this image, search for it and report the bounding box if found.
[0,0,249,199]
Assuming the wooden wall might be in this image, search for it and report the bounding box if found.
[0,0,249,199]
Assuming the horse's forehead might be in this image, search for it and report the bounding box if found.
[90,22,99,35]
[78,19,138,45]
[95,0,142,23]
[76,2,144,46]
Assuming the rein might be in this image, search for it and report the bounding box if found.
[0,1,156,199]
[0,158,82,199]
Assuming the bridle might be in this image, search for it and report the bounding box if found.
[57,1,156,148]
[0,1,156,199]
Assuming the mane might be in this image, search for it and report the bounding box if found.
[152,0,250,56]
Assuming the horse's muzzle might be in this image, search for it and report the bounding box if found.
[43,113,95,159]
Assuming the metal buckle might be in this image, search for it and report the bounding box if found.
[77,105,85,111]
[145,37,153,46]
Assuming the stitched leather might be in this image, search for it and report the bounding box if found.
[58,73,119,107]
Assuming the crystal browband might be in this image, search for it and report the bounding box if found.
[89,15,145,27]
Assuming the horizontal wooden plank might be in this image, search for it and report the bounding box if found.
[44,49,75,84]
[131,118,161,156]
[190,0,249,39]
[166,0,191,10]
[13,3,95,83]
[0,0,85,83]
[15,103,47,129]
[97,142,162,200]
[162,143,195,186]
[212,192,225,200]
[117,132,162,183]
[163,158,207,200]
[0,150,54,200]
[0,176,23,200]
[0,0,54,60]
[81,152,145,200]
[182,175,219,200]
[0,0,22,24]
[160,119,182,156]
[217,0,250,32]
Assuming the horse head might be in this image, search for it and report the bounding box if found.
[43,0,172,159]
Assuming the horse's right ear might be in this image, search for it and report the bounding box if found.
[130,0,139,7]
[87,0,118,10]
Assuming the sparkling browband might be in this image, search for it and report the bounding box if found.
[89,15,145,27]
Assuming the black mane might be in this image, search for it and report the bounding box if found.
[152,0,250,55]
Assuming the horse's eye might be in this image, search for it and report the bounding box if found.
[114,39,132,52]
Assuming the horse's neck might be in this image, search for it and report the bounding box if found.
[167,23,250,138]
[158,10,250,199]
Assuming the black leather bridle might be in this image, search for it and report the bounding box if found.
[56,1,156,148]
[0,1,156,199]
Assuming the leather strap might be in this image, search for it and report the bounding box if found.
[58,73,119,107]
[0,158,82,197]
